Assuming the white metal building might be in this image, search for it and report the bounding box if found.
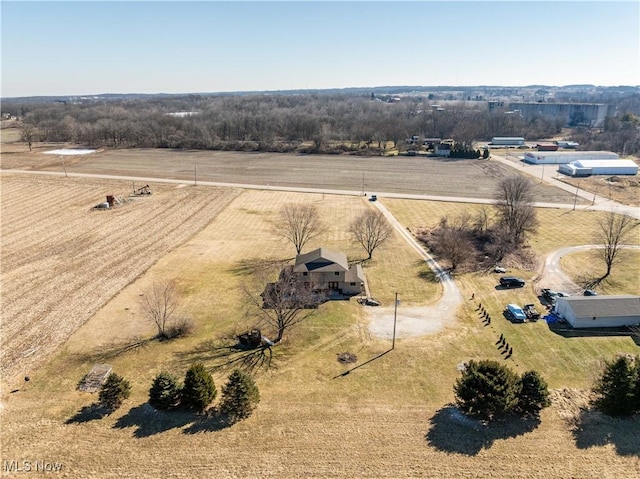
[524,151,619,165]
[558,159,638,177]
[553,295,640,329]
[491,137,525,146]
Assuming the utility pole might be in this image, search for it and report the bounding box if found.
[540,162,545,183]
[194,162,197,186]
[60,156,67,178]
[392,292,398,350]
[572,183,579,211]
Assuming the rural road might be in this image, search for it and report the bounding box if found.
[365,200,463,339]
[3,168,639,219]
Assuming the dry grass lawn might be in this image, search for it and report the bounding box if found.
[2,180,640,478]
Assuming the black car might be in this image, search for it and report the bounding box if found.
[499,276,525,288]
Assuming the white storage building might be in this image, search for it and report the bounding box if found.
[558,159,638,177]
[491,137,525,146]
[553,295,640,329]
[524,151,619,165]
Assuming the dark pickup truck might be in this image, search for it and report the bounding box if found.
[523,304,540,321]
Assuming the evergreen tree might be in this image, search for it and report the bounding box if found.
[483,147,490,159]
[220,369,260,422]
[632,356,640,414]
[99,373,131,412]
[454,359,521,421]
[592,356,636,416]
[516,370,551,417]
[181,363,217,413]
[149,371,181,410]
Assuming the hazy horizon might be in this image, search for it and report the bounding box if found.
[2,1,638,98]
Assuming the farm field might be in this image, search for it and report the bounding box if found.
[0,135,585,203]
[0,173,240,390]
[2,179,639,478]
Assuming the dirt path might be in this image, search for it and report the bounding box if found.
[536,244,640,294]
[365,201,463,338]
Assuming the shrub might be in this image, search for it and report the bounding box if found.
[516,370,551,417]
[454,360,521,421]
[181,363,216,413]
[219,370,260,422]
[149,371,181,410]
[99,373,131,412]
[592,355,638,416]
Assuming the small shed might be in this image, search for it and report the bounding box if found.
[553,295,640,329]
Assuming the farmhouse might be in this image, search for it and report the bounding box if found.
[553,295,640,329]
[293,247,364,296]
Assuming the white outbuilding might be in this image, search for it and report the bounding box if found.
[553,295,640,329]
[524,151,619,165]
[558,159,638,177]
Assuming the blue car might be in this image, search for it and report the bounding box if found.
[505,304,527,322]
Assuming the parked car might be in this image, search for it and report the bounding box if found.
[494,266,507,273]
[505,304,527,322]
[499,276,525,288]
[541,288,559,303]
[583,289,598,296]
[369,194,377,202]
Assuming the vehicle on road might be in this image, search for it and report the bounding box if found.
[500,276,525,288]
[505,304,527,322]
[583,289,598,296]
[369,194,377,202]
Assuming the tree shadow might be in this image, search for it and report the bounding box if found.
[571,409,640,456]
[425,405,541,455]
[228,257,293,276]
[183,409,231,434]
[175,338,275,374]
[75,336,155,363]
[66,403,107,424]
[113,403,195,438]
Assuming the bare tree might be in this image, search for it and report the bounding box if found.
[244,261,323,344]
[20,123,36,151]
[494,175,538,244]
[139,281,192,340]
[592,211,639,284]
[277,204,324,254]
[350,210,393,260]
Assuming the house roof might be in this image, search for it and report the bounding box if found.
[345,263,364,283]
[560,295,640,319]
[293,248,349,273]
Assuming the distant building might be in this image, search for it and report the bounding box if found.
[490,137,525,146]
[536,142,558,151]
[524,151,618,165]
[434,143,451,157]
[507,102,611,127]
[558,159,638,177]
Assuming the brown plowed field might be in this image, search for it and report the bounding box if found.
[2,142,582,203]
[0,173,240,389]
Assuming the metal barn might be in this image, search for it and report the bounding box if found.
[553,296,640,329]
[558,159,638,176]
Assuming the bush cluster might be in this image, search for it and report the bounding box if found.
[454,360,550,421]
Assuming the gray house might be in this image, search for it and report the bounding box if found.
[553,295,640,328]
[293,248,364,296]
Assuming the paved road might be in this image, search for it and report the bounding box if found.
[4,167,638,219]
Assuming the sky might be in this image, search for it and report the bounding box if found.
[1,1,639,97]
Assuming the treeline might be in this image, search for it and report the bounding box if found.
[4,93,639,155]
